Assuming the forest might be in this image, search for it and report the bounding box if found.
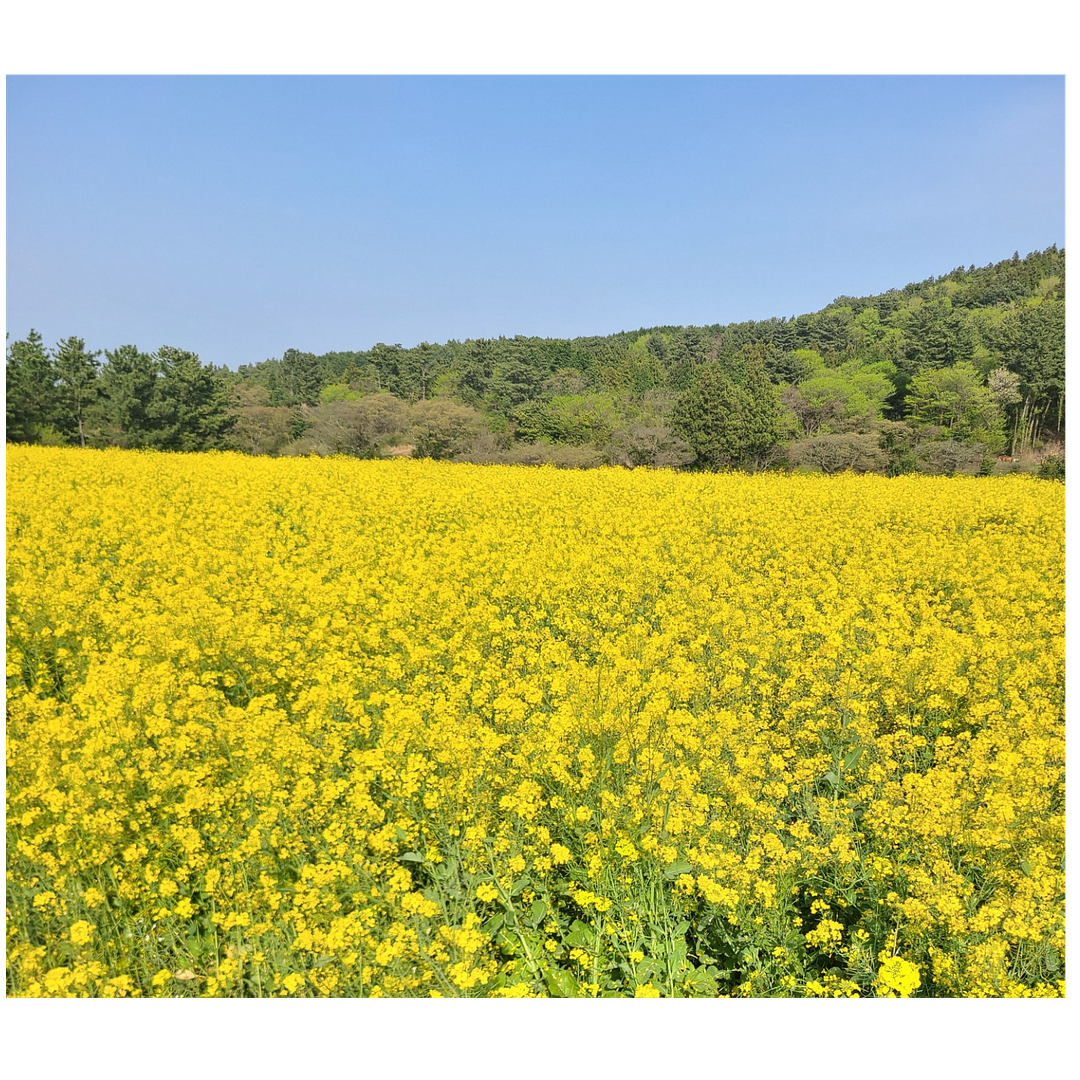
[5,246,1065,477]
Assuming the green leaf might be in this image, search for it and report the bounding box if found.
[528,899,548,927]
[544,966,579,998]
[1020,860,1033,877]
[636,958,662,981]
[399,851,424,863]
[496,929,519,955]
[664,859,692,880]
[823,771,840,790]
[684,967,718,994]
[673,920,690,938]
[511,874,531,896]
[565,920,594,949]
[518,928,542,956]
[843,745,864,771]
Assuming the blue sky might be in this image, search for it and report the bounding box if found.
[6,75,1064,368]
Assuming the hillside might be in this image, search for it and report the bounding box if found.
[6,246,1065,476]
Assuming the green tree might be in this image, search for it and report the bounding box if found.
[453,339,498,405]
[1013,300,1065,450]
[280,348,324,406]
[6,330,60,443]
[811,306,854,356]
[148,346,234,451]
[764,344,819,386]
[319,382,362,404]
[397,342,444,402]
[781,378,845,436]
[672,365,748,470]
[905,361,1006,452]
[53,336,102,448]
[410,399,486,460]
[92,344,157,447]
[523,393,620,449]
[739,347,782,467]
[665,327,713,391]
[671,353,783,471]
[488,337,548,415]
[898,300,975,374]
[781,359,897,437]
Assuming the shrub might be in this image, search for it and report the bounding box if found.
[1038,454,1065,482]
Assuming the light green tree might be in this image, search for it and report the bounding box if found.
[905,361,1006,452]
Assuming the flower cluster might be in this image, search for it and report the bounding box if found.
[6,447,1064,996]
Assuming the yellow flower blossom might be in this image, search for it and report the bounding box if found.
[68,921,95,946]
[877,957,922,997]
[5,448,1064,998]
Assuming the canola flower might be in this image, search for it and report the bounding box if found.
[876,956,921,998]
[6,446,1065,997]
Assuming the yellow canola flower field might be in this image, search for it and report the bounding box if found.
[6,446,1064,998]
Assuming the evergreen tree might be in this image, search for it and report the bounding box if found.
[488,337,548,414]
[672,365,748,470]
[92,344,157,447]
[396,341,444,402]
[280,348,324,406]
[811,306,855,356]
[739,347,782,467]
[147,346,234,451]
[900,301,975,374]
[6,330,59,443]
[1009,299,1066,451]
[454,339,498,405]
[53,336,101,448]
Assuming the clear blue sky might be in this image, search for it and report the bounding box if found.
[6,75,1064,368]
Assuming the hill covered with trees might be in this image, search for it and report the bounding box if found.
[6,246,1065,477]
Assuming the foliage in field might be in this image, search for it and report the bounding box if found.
[6,447,1064,997]
[8,247,1066,471]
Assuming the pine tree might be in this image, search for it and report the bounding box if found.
[53,336,101,448]
[672,364,748,470]
[93,344,157,447]
[280,348,324,406]
[148,346,234,451]
[6,330,59,443]
[739,346,782,468]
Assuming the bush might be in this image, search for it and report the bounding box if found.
[1037,454,1065,482]
[917,440,986,477]
[458,439,606,469]
[787,434,887,475]
[410,400,486,461]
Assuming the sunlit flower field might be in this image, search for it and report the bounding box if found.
[6,446,1064,997]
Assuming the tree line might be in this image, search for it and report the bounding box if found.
[6,246,1065,477]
